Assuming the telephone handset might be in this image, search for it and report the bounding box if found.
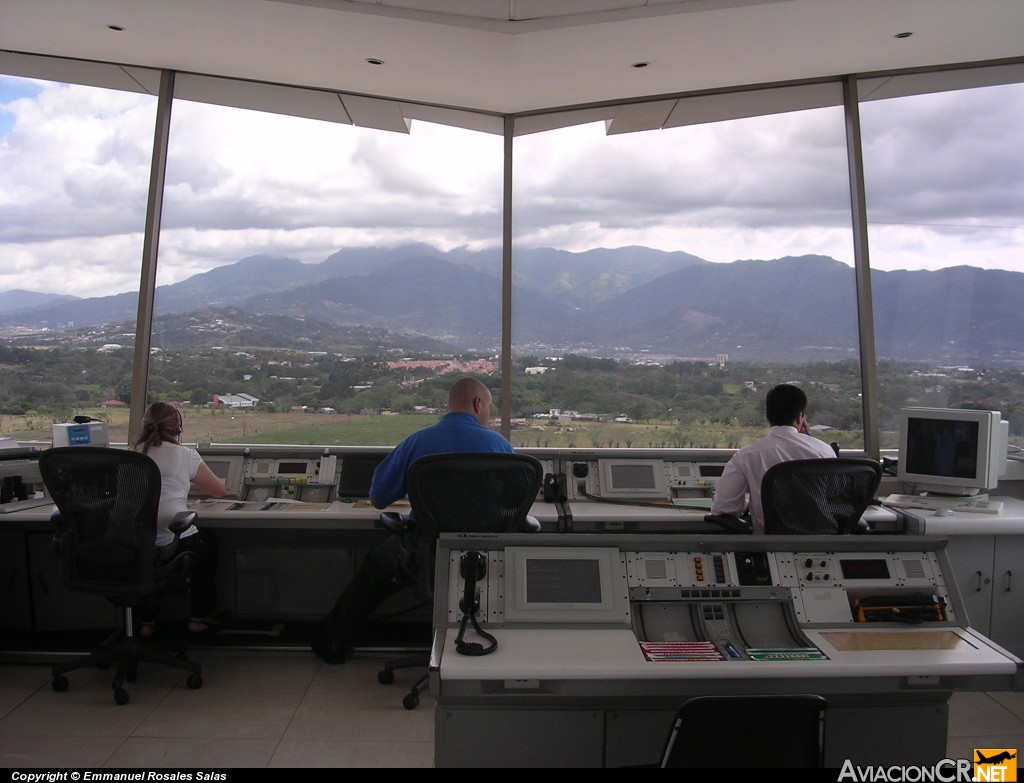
[543,472,567,503]
[454,550,497,656]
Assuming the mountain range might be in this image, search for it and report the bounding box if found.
[1,245,1022,364]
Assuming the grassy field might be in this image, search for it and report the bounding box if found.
[0,406,847,451]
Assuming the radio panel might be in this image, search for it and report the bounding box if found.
[566,457,728,502]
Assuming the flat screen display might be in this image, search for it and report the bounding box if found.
[597,458,667,499]
[839,558,891,580]
[503,546,629,624]
[526,558,604,603]
[206,459,231,480]
[338,454,386,498]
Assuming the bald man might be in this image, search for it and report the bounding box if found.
[314,376,513,664]
[368,376,512,508]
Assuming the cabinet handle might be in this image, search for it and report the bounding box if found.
[1005,570,1013,592]
[975,570,984,592]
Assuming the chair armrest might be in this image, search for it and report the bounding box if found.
[50,509,72,554]
[169,510,197,536]
[703,513,753,534]
[522,515,542,533]
[379,511,410,532]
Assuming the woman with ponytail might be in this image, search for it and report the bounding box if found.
[131,401,226,636]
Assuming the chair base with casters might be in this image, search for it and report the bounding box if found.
[51,604,203,706]
[377,652,430,710]
[375,510,430,709]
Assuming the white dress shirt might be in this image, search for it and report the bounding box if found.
[710,425,837,534]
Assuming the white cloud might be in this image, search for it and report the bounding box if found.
[0,74,1022,298]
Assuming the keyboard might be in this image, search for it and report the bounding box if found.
[0,496,53,514]
[882,493,1003,514]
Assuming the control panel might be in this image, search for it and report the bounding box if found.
[440,542,955,633]
[563,456,728,503]
[241,454,339,502]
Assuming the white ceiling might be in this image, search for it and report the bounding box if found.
[2,0,1023,116]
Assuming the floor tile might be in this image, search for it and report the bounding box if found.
[106,736,279,768]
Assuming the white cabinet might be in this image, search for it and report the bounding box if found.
[943,534,1024,658]
[990,537,1024,657]
[944,536,995,636]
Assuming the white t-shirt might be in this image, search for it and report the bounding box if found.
[134,442,202,546]
[710,425,837,534]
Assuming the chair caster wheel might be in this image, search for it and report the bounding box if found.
[378,670,395,685]
[402,693,419,710]
[114,688,130,705]
[52,675,69,692]
[187,673,203,690]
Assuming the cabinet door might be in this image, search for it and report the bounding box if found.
[0,531,31,629]
[990,538,1024,659]
[942,536,994,635]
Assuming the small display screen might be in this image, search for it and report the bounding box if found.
[277,461,309,475]
[699,464,725,477]
[905,417,979,479]
[526,558,603,603]
[68,425,92,445]
[338,454,386,498]
[206,460,231,479]
[840,559,891,580]
[609,463,656,490]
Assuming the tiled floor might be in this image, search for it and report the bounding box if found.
[0,649,435,768]
[2,647,1024,768]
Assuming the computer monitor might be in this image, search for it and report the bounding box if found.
[897,407,1009,496]
[337,453,386,499]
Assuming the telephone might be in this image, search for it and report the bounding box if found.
[543,472,567,503]
[454,550,497,656]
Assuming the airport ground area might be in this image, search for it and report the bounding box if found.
[0,346,1021,450]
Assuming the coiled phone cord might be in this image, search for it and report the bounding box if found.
[454,608,497,655]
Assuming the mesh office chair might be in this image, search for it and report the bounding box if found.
[39,446,204,705]
[761,457,882,535]
[659,694,826,767]
[376,451,543,709]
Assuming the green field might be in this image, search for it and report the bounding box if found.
[0,406,865,451]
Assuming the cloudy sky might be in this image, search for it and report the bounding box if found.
[1,74,1022,300]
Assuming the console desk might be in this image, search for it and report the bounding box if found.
[430,532,1022,768]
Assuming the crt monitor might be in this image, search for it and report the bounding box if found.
[897,407,1008,496]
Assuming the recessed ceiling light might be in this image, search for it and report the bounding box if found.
[631,61,649,69]
[895,31,913,39]
[366,58,385,66]
[107,24,125,32]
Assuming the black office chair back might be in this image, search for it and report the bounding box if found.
[405,451,544,539]
[762,457,882,535]
[661,694,826,767]
[38,445,204,705]
[39,446,162,597]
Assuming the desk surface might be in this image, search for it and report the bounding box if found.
[436,626,1018,683]
[893,496,1024,535]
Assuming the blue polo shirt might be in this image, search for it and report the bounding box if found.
[369,412,514,508]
